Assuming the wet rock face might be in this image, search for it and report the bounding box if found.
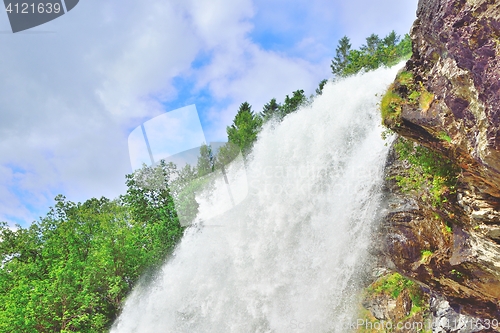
[403,0,500,197]
[429,295,496,333]
[383,144,500,322]
[382,0,500,322]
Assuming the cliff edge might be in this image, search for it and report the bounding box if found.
[381,0,500,324]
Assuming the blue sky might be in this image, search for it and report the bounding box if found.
[0,0,417,227]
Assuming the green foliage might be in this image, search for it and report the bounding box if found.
[332,32,412,78]
[397,70,414,86]
[365,272,429,328]
[450,269,464,279]
[233,90,308,153]
[0,27,415,332]
[395,33,412,58]
[420,250,433,264]
[315,79,328,95]
[380,85,404,122]
[0,162,186,332]
[393,138,459,206]
[330,36,352,76]
[123,161,185,263]
[227,102,263,155]
[367,272,416,299]
[197,143,215,177]
[280,89,307,118]
[214,142,241,168]
[419,89,434,112]
[260,98,281,122]
[0,193,185,332]
[260,89,308,124]
[437,132,452,143]
[380,70,435,126]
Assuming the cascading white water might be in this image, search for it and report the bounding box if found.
[111,65,401,333]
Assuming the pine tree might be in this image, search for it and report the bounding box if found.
[280,89,307,118]
[361,34,382,55]
[331,36,351,77]
[315,79,328,95]
[260,98,281,122]
[196,144,214,177]
[226,102,262,155]
[383,30,399,48]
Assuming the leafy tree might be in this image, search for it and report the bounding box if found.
[196,143,215,177]
[0,193,184,332]
[395,34,412,59]
[214,142,241,168]
[122,161,185,263]
[226,102,262,155]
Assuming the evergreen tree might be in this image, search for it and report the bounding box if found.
[382,30,399,48]
[280,89,307,118]
[331,36,351,77]
[260,98,281,122]
[331,31,412,77]
[196,143,214,177]
[361,33,382,55]
[226,102,262,155]
[315,79,328,95]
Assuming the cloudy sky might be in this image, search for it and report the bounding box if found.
[0,0,417,227]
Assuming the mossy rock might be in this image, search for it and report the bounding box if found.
[380,70,435,126]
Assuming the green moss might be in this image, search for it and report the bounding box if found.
[450,269,464,279]
[380,70,436,125]
[367,272,415,299]
[397,71,414,86]
[380,84,404,123]
[392,137,459,207]
[420,250,433,264]
[437,131,452,143]
[359,272,432,333]
[408,90,421,104]
[419,89,434,111]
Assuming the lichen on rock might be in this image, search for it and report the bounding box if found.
[378,0,500,326]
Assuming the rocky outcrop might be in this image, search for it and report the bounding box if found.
[381,0,500,325]
[383,143,500,324]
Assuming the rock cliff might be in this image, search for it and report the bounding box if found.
[381,0,500,326]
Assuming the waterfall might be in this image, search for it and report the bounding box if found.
[111,65,401,333]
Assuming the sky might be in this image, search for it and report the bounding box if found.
[0,0,417,227]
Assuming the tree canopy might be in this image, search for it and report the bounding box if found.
[226,102,262,155]
[331,31,412,78]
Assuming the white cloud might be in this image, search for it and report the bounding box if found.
[0,0,416,227]
[0,0,204,225]
[337,0,417,47]
[182,0,254,48]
